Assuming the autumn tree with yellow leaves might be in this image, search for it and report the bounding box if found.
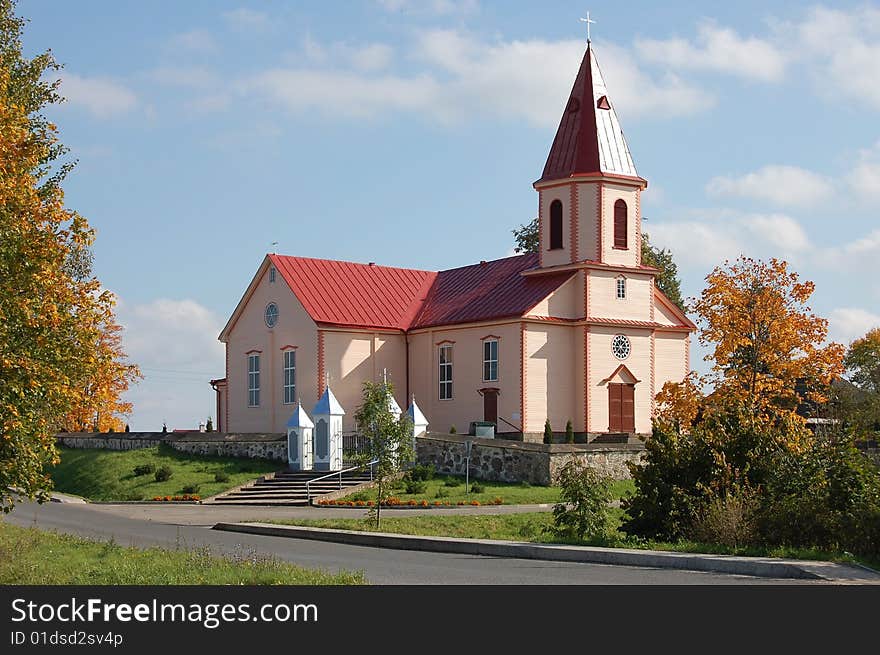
[0,0,140,511]
[656,257,844,431]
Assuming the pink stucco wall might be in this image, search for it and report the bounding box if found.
[225,261,319,433]
[524,323,578,434]
[587,326,653,434]
[407,322,522,436]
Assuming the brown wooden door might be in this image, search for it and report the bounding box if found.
[608,383,635,433]
[608,383,622,432]
[483,390,498,424]
[621,384,635,432]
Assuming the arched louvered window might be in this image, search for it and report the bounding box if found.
[549,199,563,250]
[614,199,628,249]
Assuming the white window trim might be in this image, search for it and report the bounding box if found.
[482,339,499,382]
[248,354,260,407]
[269,266,276,283]
[439,345,453,401]
[616,276,626,300]
[282,350,296,405]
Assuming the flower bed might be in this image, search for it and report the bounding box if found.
[315,496,504,508]
[151,494,201,502]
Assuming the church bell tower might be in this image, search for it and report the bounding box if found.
[534,42,647,271]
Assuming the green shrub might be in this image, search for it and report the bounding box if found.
[180,483,201,495]
[435,487,450,499]
[133,463,156,477]
[404,479,427,494]
[154,466,173,482]
[689,484,759,549]
[549,459,613,541]
[470,481,485,494]
[443,477,462,487]
[543,419,553,444]
[410,464,435,481]
[391,477,407,491]
[519,480,532,488]
[565,420,574,444]
[756,436,880,558]
[213,472,230,483]
[348,491,370,501]
[622,406,792,540]
[449,425,457,434]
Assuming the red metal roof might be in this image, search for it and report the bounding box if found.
[410,254,574,329]
[269,254,437,331]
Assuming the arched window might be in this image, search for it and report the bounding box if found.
[549,199,563,250]
[614,199,628,249]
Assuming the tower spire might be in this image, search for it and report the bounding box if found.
[537,42,639,183]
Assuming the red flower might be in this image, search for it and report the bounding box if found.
[470,500,480,506]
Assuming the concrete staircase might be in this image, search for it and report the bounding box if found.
[204,469,374,506]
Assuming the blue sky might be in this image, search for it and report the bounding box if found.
[17,0,880,430]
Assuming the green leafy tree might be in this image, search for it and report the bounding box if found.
[565,419,574,443]
[845,328,880,393]
[543,418,553,444]
[550,459,613,541]
[641,233,685,312]
[512,217,539,254]
[839,328,880,440]
[353,381,414,529]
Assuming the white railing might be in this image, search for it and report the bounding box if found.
[305,459,379,503]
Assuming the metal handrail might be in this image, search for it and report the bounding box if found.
[305,459,379,503]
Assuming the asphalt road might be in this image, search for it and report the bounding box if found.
[6,501,810,584]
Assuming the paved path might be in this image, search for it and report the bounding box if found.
[6,500,817,584]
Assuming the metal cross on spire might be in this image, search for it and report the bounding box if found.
[580,11,596,43]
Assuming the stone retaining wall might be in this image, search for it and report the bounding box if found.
[416,432,644,485]
[57,431,645,484]
[57,432,287,462]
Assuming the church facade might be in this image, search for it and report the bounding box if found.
[211,43,694,442]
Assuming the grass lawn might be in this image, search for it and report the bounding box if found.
[50,445,279,501]
[340,474,634,506]
[0,521,364,584]
[268,511,875,568]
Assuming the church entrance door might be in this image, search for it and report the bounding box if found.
[608,383,635,433]
[483,389,498,425]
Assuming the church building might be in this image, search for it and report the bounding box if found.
[211,43,694,442]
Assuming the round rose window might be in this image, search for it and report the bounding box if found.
[611,334,631,360]
[265,302,279,328]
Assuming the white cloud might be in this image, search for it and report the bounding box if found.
[249,31,711,126]
[352,43,394,72]
[636,22,788,82]
[646,220,743,269]
[168,29,218,55]
[792,6,880,109]
[847,141,880,202]
[222,8,271,31]
[741,214,811,252]
[117,298,224,431]
[647,211,810,269]
[376,0,479,15]
[61,74,137,118]
[706,165,834,208]
[828,307,880,344]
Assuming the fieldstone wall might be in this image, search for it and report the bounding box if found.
[57,433,163,450]
[416,432,644,485]
[56,432,287,462]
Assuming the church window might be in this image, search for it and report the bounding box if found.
[248,354,260,407]
[265,302,279,328]
[611,334,631,360]
[269,266,276,283]
[616,276,626,299]
[439,345,453,400]
[283,350,296,405]
[549,200,564,250]
[614,200,627,249]
[483,339,498,382]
